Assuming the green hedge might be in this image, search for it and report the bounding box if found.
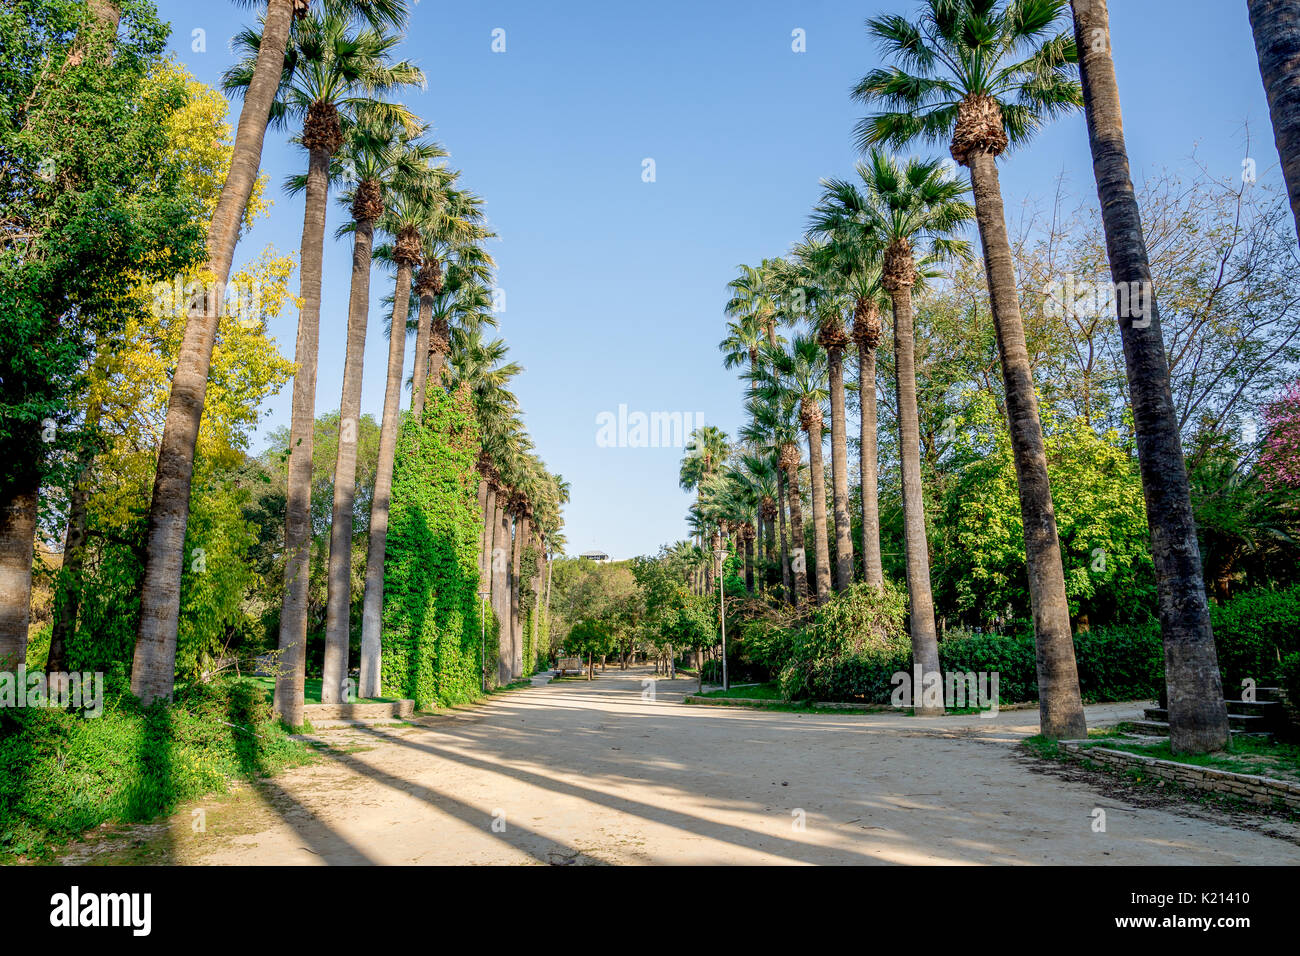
[381,386,495,708]
[1210,585,1300,693]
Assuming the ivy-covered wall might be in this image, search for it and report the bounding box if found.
[381,386,496,707]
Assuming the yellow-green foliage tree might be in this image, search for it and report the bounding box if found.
[45,64,295,679]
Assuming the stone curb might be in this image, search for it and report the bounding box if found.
[1059,741,1300,811]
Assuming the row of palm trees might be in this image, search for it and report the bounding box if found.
[18,0,566,725]
[682,0,1300,754]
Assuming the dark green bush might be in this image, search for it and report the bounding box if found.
[1210,585,1300,692]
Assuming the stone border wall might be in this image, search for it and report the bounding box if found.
[1060,741,1300,811]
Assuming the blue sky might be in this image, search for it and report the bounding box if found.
[153,0,1277,560]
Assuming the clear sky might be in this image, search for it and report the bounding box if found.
[153,0,1277,560]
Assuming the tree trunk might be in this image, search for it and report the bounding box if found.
[511,514,527,679]
[776,467,791,599]
[322,214,376,703]
[410,291,433,415]
[0,481,38,670]
[1249,0,1300,245]
[744,526,755,593]
[783,461,808,604]
[827,346,855,591]
[1073,0,1228,752]
[359,260,414,700]
[966,149,1087,741]
[890,283,942,714]
[805,423,832,605]
[859,346,885,589]
[492,498,511,684]
[273,143,332,729]
[132,0,295,704]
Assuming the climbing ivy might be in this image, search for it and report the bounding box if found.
[381,386,495,707]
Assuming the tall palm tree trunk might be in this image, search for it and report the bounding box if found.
[511,513,527,678]
[274,132,336,728]
[322,205,379,703]
[744,525,755,593]
[1249,0,1300,244]
[803,412,833,606]
[825,340,855,591]
[1073,0,1228,752]
[492,495,511,684]
[776,468,792,599]
[359,259,416,699]
[132,0,295,703]
[889,280,942,713]
[855,306,885,590]
[963,143,1087,741]
[780,450,809,604]
[410,275,435,415]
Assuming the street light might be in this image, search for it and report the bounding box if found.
[713,547,729,692]
[478,589,491,692]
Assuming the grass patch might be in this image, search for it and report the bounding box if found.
[0,678,315,863]
[698,682,782,700]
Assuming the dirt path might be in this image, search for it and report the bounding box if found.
[69,666,1300,865]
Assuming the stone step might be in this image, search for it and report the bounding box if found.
[1121,718,1272,742]
[1225,698,1281,713]
[1142,707,1267,729]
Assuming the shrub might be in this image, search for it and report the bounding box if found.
[1210,585,1300,693]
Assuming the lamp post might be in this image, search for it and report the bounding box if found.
[714,546,729,692]
[479,589,490,693]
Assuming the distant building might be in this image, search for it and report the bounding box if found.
[580,550,610,562]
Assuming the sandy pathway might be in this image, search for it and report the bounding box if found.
[73,666,1300,865]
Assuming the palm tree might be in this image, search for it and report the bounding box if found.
[356,154,445,700]
[855,0,1088,739]
[411,186,492,415]
[680,426,731,592]
[132,0,409,704]
[223,8,420,726]
[448,329,521,600]
[1070,0,1228,753]
[758,338,831,605]
[811,150,974,709]
[1249,0,1300,245]
[804,214,890,592]
[320,109,432,704]
[742,385,805,602]
[781,242,857,593]
[736,451,779,593]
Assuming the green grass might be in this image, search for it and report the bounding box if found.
[697,682,783,700]
[242,675,399,705]
[0,678,315,863]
